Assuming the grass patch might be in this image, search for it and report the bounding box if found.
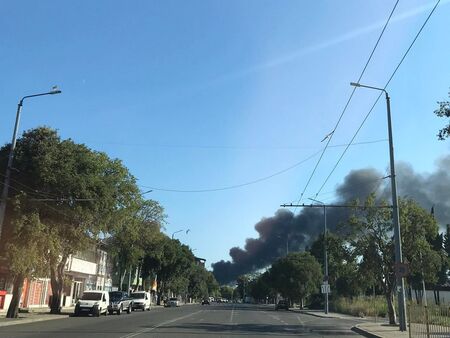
[331,296,388,318]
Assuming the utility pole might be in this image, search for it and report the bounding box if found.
[309,198,328,314]
[0,87,61,240]
[281,203,393,315]
[351,82,407,331]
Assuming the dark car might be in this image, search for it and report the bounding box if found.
[201,299,210,305]
[108,291,133,315]
[275,299,289,311]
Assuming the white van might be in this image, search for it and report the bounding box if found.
[131,291,151,311]
[74,290,109,317]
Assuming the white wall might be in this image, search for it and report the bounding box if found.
[66,257,97,275]
[412,289,450,306]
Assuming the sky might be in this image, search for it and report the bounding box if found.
[1,0,450,270]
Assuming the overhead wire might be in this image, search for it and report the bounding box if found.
[0,172,62,200]
[140,139,386,193]
[312,0,441,199]
[292,0,401,212]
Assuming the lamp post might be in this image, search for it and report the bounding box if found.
[276,235,289,256]
[350,82,407,331]
[171,228,190,239]
[0,87,62,239]
[308,198,328,314]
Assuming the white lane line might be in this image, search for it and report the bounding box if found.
[119,309,203,338]
[229,305,235,324]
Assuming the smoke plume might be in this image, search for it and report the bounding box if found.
[212,155,450,284]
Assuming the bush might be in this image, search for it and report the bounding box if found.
[332,296,387,318]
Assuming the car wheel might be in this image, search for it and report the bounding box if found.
[117,305,122,315]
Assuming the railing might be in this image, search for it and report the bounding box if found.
[408,303,450,338]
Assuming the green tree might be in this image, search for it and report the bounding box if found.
[309,232,361,298]
[4,196,49,318]
[248,271,276,303]
[108,198,165,291]
[434,90,450,140]
[141,236,195,303]
[347,195,442,324]
[219,285,234,300]
[0,127,141,314]
[206,272,220,298]
[269,252,322,307]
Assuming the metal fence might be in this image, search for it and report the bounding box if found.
[408,303,450,338]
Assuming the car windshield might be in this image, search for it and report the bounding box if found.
[109,292,124,301]
[81,292,102,301]
[131,293,145,299]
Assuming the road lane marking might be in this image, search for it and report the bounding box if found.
[119,309,203,338]
[229,305,235,324]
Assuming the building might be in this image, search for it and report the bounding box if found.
[0,245,113,312]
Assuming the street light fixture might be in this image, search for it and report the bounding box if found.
[276,235,289,256]
[308,197,328,314]
[171,228,190,239]
[350,81,407,331]
[0,86,62,239]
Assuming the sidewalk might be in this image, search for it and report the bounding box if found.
[296,309,409,338]
[0,307,74,328]
[352,322,408,338]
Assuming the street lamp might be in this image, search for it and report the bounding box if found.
[276,235,289,256]
[350,82,407,331]
[171,228,190,239]
[308,198,328,314]
[0,86,62,239]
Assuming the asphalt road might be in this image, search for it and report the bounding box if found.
[0,303,365,338]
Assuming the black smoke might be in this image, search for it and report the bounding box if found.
[212,155,450,284]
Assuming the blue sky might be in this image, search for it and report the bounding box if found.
[1,0,449,268]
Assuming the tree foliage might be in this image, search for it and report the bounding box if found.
[434,90,450,140]
[269,252,322,304]
[0,127,141,314]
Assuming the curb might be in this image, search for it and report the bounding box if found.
[294,310,357,320]
[351,324,383,338]
[0,314,69,328]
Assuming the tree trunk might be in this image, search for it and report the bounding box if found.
[385,291,396,325]
[120,268,127,291]
[50,255,68,314]
[6,274,25,318]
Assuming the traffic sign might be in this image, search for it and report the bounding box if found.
[321,284,330,294]
[394,262,409,277]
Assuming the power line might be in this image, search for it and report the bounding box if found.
[0,173,63,200]
[141,149,322,193]
[293,0,401,211]
[139,139,386,193]
[313,0,441,199]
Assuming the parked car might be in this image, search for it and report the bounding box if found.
[167,297,180,307]
[131,291,151,311]
[108,291,133,315]
[275,299,289,311]
[74,291,109,317]
[201,298,210,305]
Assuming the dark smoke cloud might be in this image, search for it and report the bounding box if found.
[212,155,450,284]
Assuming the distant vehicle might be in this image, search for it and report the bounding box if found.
[166,297,180,307]
[131,291,151,311]
[74,291,109,317]
[201,299,210,305]
[108,291,133,315]
[275,299,289,311]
